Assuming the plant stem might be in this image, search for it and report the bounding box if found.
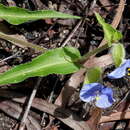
[78,44,109,63]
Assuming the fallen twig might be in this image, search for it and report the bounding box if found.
[61,19,83,47]
[0,51,21,63]
[18,77,43,130]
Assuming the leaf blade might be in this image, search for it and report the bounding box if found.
[0,47,81,85]
[95,12,122,46]
[0,4,80,25]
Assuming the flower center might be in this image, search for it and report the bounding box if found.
[126,67,130,76]
[96,96,100,101]
[95,91,101,101]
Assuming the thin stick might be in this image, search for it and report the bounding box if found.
[19,77,43,130]
[61,19,83,47]
[0,51,21,63]
[41,78,59,126]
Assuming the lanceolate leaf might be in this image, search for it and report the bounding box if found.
[84,67,102,84]
[95,12,122,47]
[111,43,125,67]
[0,4,80,25]
[0,47,81,85]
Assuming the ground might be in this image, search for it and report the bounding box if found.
[0,0,130,130]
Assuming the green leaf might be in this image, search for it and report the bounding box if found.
[111,43,125,67]
[0,4,80,25]
[84,67,102,84]
[95,12,122,47]
[0,47,81,85]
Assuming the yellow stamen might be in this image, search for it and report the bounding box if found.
[127,68,130,76]
[96,96,100,100]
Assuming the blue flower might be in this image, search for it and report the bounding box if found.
[108,59,130,79]
[80,83,115,108]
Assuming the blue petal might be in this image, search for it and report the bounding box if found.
[95,94,115,108]
[101,87,114,97]
[80,83,104,102]
[102,87,115,103]
[108,59,130,79]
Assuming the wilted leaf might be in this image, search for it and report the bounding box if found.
[111,43,125,67]
[0,47,81,85]
[0,4,80,25]
[84,67,102,84]
[95,12,122,47]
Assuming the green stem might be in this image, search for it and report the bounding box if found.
[78,44,109,63]
[0,32,46,52]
